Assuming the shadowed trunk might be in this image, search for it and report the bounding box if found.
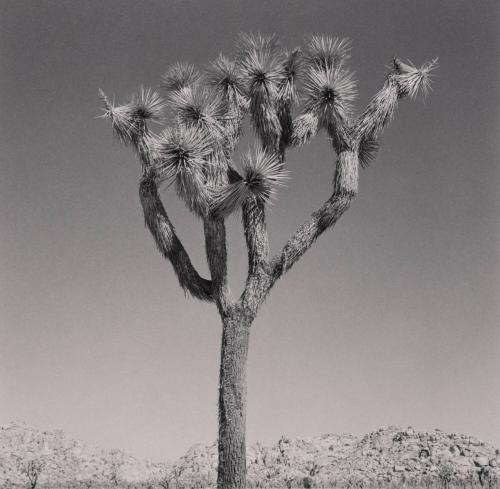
[217,308,252,489]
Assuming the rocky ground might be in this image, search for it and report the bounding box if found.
[1,421,499,488]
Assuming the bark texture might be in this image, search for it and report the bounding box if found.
[241,197,272,317]
[204,217,230,314]
[217,308,252,489]
[270,150,358,286]
[139,177,213,301]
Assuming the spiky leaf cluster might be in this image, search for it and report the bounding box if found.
[164,80,235,194]
[303,66,357,126]
[207,55,247,108]
[156,126,213,216]
[211,147,288,216]
[305,36,351,70]
[161,63,200,93]
[101,33,438,218]
[99,88,165,144]
[236,33,290,150]
[131,87,166,121]
[291,36,356,149]
[167,86,229,145]
[394,57,438,99]
[355,57,438,166]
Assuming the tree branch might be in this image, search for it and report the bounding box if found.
[240,197,272,316]
[354,72,399,148]
[123,121,215,303]
[204,217,231,312]
[139,176,213,301]
[353,57,437,164]
[269,150,358,286]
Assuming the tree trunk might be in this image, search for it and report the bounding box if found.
[217,309,252,489]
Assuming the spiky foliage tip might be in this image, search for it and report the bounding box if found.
[207,55,247,107]
[210,147,289,216]
[238,36,286,101]
[242,147,289,200]
[130,86,166,122]
[98,90,139,144]
[156,126,211,181]
[99,88,164,145]
[303,66,357,126]
[156,126,214,216]
[395,57,439,99]
[306,36,351,70]
[161,62,201,93]
[236,34,289,150]
[167,86,229,144]
[236,32,282,59]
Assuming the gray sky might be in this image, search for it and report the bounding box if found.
[1,0,499,462]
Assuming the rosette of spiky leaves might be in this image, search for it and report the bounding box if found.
[99,90,136,144]
[167,85,229,148]
[207,55,247,108]
[394,57,438,99]
[206,55,248,151]
[130,87,166,122]
[161,62,201,93]
[237,32,282,59]
[242,147,289,202]
[237,33,288,150]
[99,88,165,145]
[305,36,351,70]
[210,147,289,217]
[303,65,356,140]
[156,126,213,217]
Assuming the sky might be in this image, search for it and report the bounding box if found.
[1,0,499,463]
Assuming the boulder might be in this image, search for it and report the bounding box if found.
[452,456,472,467]
[474,456,489,467]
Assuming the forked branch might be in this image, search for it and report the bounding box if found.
[267,56,437,292]
[269,150,358,288]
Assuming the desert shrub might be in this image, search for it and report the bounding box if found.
[302,476,313,488]
[438,464,454,489]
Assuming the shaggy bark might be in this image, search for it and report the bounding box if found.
[217,307,252,489]
[204,217,230,313]
[139,177,213,301]
[270,150,358,287]
[241,197,272,317]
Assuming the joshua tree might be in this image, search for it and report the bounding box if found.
[100,33,437,489]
